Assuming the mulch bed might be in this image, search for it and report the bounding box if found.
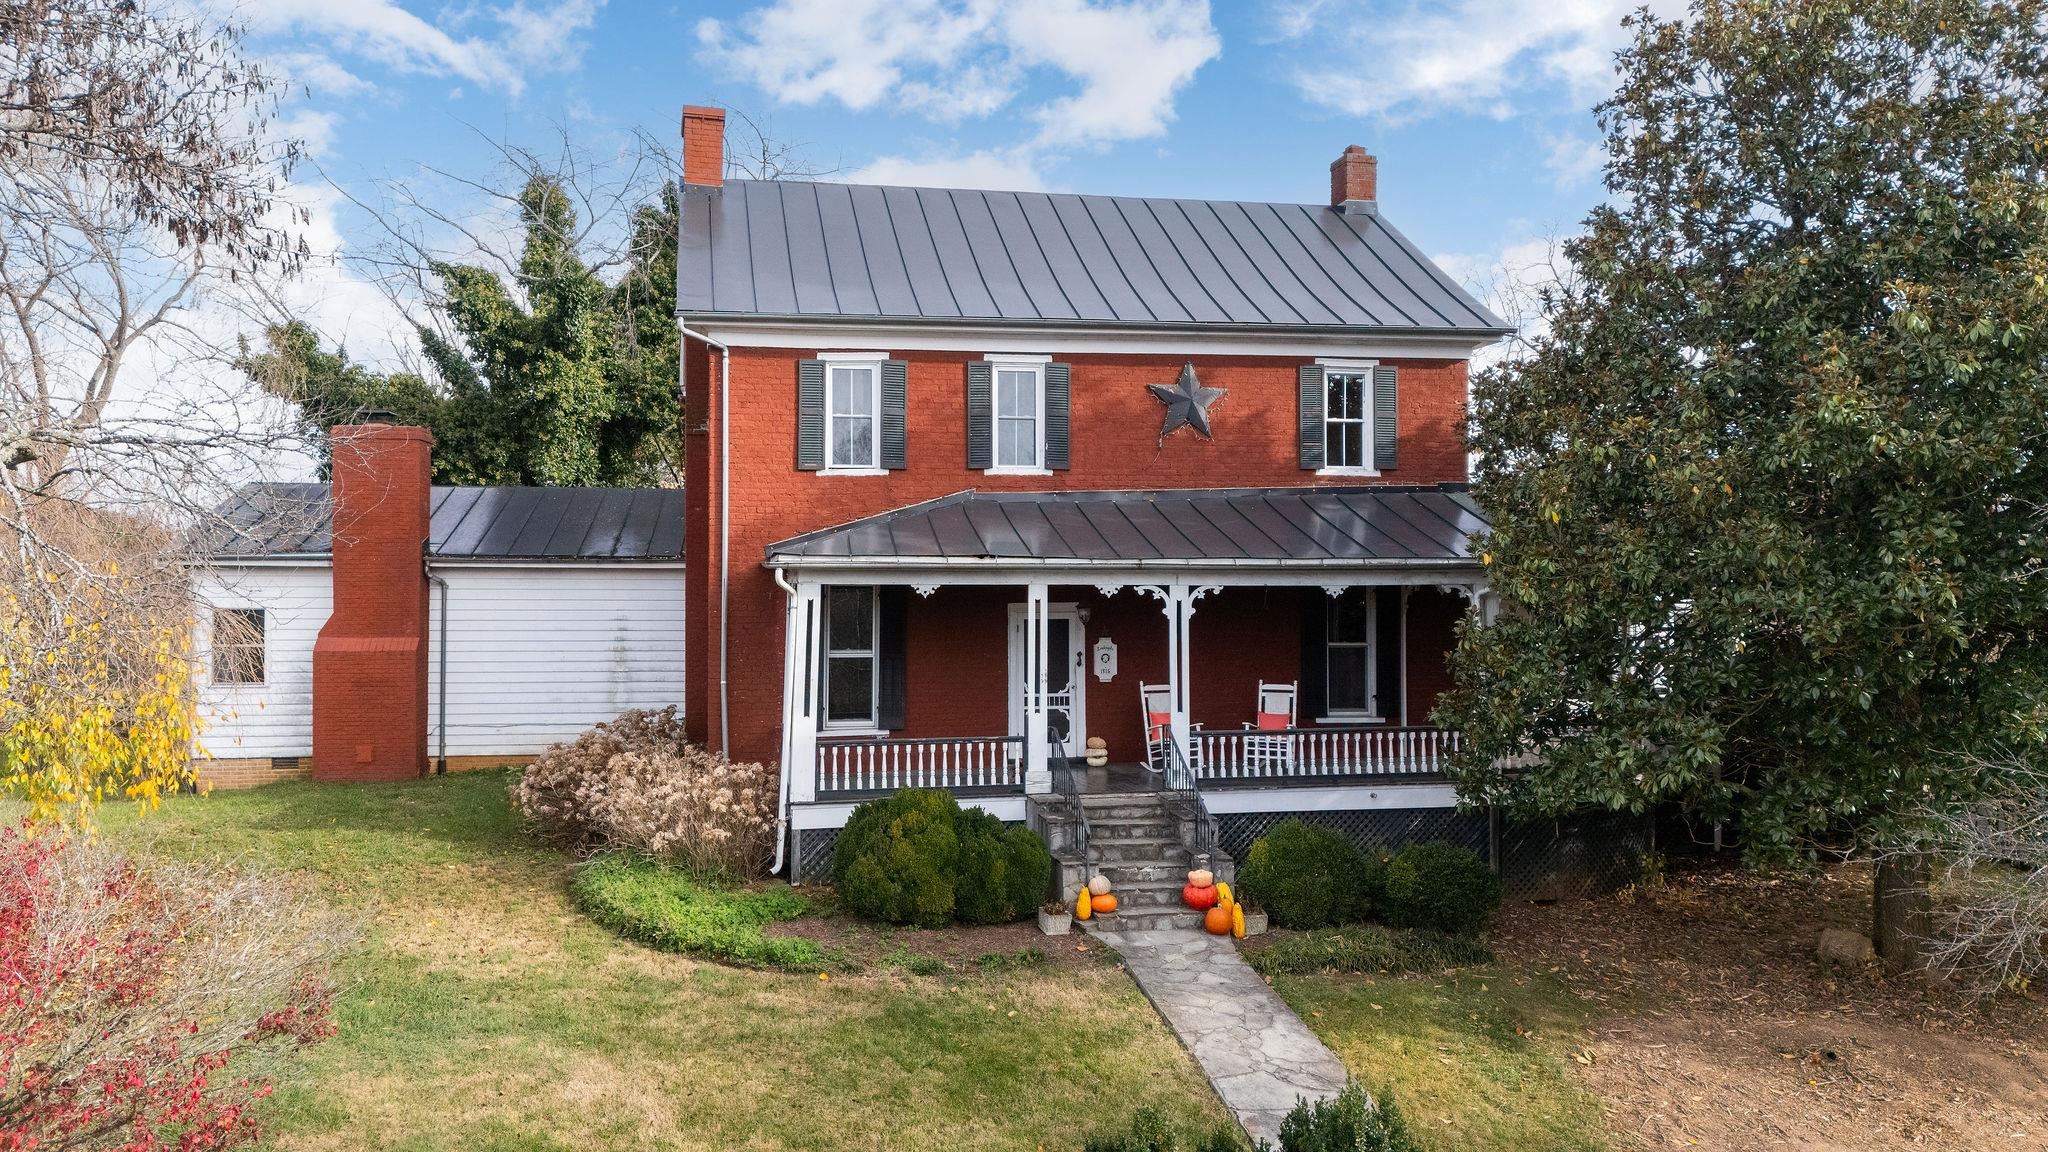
[1493,863,2048,1150]
[765,889,1111,974]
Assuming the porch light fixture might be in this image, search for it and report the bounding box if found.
[1148,362,1225,443]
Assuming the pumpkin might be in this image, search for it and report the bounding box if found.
[1231,903,1246,939]
[1092,893,1118,913]
[1088,875,1112,897]
[1181,882,1218,911]
[1187,868,1214,888]
[1215,881,1233,909]
[1076,888,1093,920]
[1203,905,1233,935]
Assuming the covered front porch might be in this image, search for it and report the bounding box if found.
[766,486,1494,810]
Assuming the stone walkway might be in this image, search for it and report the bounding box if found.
[1089,927,1349,1145]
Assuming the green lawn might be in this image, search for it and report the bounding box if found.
[1271,968,1611,1152]
[102,772,1228,1151]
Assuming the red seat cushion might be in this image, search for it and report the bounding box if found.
[1147,711,1172,740]
[1255,711,1291,732]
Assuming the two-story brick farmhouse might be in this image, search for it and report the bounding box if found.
[675,106,1511,895]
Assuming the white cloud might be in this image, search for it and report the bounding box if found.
[698,0,1218,148]
[849,148,1047,191]
[246,0,602,97]
[1541,131,1606,188]
[1278,0,1684,121]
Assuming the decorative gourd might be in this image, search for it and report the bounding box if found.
[1231,903,1246,939]
[1215,881,1233,909]
[1092,893,1118,913]
[1181,882,1218,911]
[1187,868,1214,888]
[1076,888,1093,920]
[1203,905,1233,935]
[1088,875,1112,897]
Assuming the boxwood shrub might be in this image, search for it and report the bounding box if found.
[833,789,1050,927]
[1235,820,1372,930]
[1377,841,1501,938]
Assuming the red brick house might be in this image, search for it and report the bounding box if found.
[675,106,1510,893]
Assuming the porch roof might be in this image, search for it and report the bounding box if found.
[763,484,1488,570]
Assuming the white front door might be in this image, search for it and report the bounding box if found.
[1007,603,1087,756]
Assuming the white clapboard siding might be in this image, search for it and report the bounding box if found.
[428,565,685,757]
[191,565,332,759]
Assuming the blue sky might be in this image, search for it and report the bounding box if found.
[239,0,1675,363]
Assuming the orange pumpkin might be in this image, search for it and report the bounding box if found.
[1203,905,1233,935]
[1092,893,1119,914]
[1182,883,1218,910]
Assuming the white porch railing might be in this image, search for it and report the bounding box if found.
[816,735,1027,795]
[1195,725,1459,781]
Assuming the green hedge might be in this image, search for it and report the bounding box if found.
[1245,925,1494,977]
[1275,1082,1422,1152]
[571,853,829,971]
[1235,821,1374,930]
[1378,841,1501,938]
[832,789,1050,928]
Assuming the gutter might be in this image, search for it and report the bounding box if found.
[769,565,797,877]
[679,323,734,759]
[426,567,450,774]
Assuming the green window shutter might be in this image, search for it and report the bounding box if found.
[966,362,993,469]
[877,586,908,731]
[1372,364,1398,471]
[880,360,908,470]
[1297,590,1328,720]
[796,359,825,471]
[1297,364,1326,470]
[1044,363,1071,470]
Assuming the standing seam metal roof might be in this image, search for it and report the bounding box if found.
[763,485,1489,566]
[681,180,1510,333]
[201,483,684,561]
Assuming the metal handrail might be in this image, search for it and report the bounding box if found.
[1048,730,1091,874]
[1160,728,1217,858]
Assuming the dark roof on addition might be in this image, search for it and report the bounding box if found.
[202,483,684,562]
[680,179,1510,335]
[764,485,1488,569]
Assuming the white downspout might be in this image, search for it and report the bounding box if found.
[679,323,733,759]
[427,567,450,774]
[770,565,797,877]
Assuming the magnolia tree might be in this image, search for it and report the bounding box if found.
[1439,0,2048,965]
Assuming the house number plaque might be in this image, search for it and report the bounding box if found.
[1092,636,1119,682]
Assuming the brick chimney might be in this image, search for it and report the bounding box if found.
[1330,145,1377,212]
[682,105,726,187]
[311,421,433,782]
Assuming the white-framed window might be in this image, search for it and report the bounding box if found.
[1318,358,1377,474]
[1324,588,1375,717]
[822,352,885,472]
[822,585,878,729]
[986,356,1048,473]
[211,607,266,685]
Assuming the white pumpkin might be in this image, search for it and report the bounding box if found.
[1086,736,1107,750]
[1187,869,1214,888]
[1088,874,1112,896]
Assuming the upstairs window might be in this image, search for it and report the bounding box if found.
[994,363,1043,470]
[828,362,879,470]
[212,608,266,685]
[1323,370,1371,470]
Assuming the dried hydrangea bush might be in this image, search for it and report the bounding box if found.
[512,707,779,879]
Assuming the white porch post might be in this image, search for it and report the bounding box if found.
[1023,581,1053,794]
[784,579,823,804]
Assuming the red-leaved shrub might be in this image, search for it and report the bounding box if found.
[0,825,354,1151]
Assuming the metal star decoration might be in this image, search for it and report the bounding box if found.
[1148,362,1225,442]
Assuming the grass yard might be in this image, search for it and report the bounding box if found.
[1270,966,1610,1152]
[100,771,1229,1151]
